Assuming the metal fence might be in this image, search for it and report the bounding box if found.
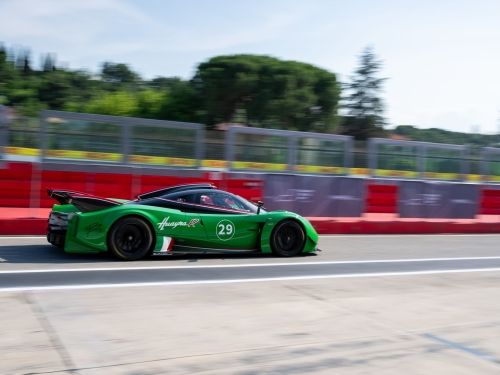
[2,110,500,182]
[225,126,353,174]
[368,138,469,180]
[40,110,205,168]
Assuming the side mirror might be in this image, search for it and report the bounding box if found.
[256,200,264,214]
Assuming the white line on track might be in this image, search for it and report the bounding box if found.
[2,234,500,240]
[2,256,500,274]
[2,267,500,292]
[0,236,47,239]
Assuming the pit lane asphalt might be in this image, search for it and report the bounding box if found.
[1,234,500,290]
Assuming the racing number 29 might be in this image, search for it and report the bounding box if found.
[218,223,233,236]
[216,220,235,240]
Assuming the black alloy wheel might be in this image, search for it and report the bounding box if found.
[270,220,306,257]
[108,217,154,260]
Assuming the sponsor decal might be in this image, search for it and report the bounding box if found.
[216,220,235,241]
[157,217,199,230]
[274,189,315,203]
[404,194,442,206]
[451,199,474,204]
[328,194,361,201]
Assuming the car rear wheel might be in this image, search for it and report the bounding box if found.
[47,231,65,248]
[270,220,305,257]
[108,217,154,261]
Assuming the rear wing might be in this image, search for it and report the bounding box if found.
[48,189,122,212]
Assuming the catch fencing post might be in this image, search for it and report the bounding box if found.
[0,105,7,165]
[480,148,487,178]
[225,126,236,171]
[460,147,469,179]
[417,144,425,178]
[122,120,131,164]
[367,138,377,176]
[287,135,298,172]
[196,125,205,168]
[345,136,354,171]
[39,110,50,162]
[480,147,500,182]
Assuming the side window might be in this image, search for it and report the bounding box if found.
[175,191,250,212]
[178,193,198,204]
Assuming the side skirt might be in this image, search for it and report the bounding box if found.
[153,244,260,256]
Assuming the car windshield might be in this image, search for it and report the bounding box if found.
[237,194,266,214]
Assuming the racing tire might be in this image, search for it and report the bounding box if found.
[270,220,306,257]
[108,216,154,261]
[47,231,65,249]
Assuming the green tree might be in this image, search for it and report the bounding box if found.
[100,62,140,85]
[84,91,138,116]
[0,44,15,103]
[41,53,56,72]
[148,76,183,91]
[1,44,344,129]
[15,49,32,74]
[37,70,72,109]
[392,125,500,147]
[341,47,386,140]
[157,79,202,122]
[193,54,340,131]
[135,89,166,118]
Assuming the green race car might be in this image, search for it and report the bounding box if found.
[47,183,319,260]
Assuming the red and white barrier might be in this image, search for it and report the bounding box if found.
[0,162,263,208]
[1,161,499,235]
[364,183,398,213]
[480,189,500,215]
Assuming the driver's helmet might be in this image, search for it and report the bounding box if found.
[200,194,214,206]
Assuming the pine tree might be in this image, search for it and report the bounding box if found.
[341,46,386,140]
[15,49,32,74]
[42,53,57,72]
[0,44,6,63]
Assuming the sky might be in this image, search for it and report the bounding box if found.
[1,0,499,134]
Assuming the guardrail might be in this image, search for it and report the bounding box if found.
[2,110,500,182]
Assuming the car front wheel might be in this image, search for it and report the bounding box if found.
[270,220,306,257]
[108,216,154,260]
